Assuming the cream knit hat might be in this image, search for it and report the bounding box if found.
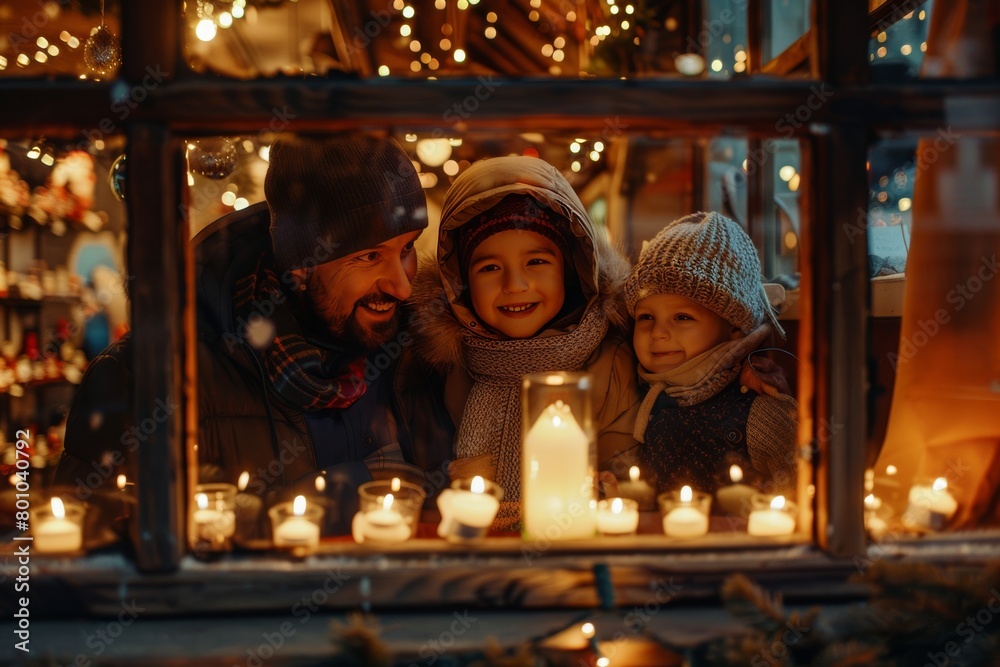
[624,211,782,335]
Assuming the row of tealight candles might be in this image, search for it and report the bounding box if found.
[865,464,960,537]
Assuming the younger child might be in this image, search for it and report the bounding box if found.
[412,156,640,528]
[624,211,797,500]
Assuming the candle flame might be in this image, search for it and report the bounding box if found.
[611,497,623,514]
[886,464,898,476]
[293,495,306,516]
[770,495,786,510]
[581,622,595,638]
[391,477,401,492]
[238,471,250,491]
[629,466,640,482]
[729,465,743,483]
[933,477,947,492]
[383,493,394,510]
[471,476,485,494]
[680,485,692,503]
[116,474,127,490]
[196,493,208,510]
[51,497,66,519]
[864,493,881,510]
[315,475,326,492]
[552,415,562,427]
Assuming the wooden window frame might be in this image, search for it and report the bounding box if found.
[4,1,1000,616]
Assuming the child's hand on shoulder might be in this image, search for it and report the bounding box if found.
[741,356,791,397]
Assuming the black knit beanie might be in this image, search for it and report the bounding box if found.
[265,134,428,271]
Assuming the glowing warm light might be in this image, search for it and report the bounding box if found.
[258,145,270,161]
[400,24,411,37]
[629,466,640,483]
[596,658,610,667]
[484,26,496,39]
[566,11,577,21]
[47,44,59,56]
[788,173,801,192]
[117,474,127,490]
[711,59,723,72]
[34,51,48,63]
[901,44,912,56]
[542,44,554,57]
[933,477,948,492]
[238,471,250,491]
[17,53,30,67]
[410,61,421,72]
[554,36,565,49]
[589,150,600,161]
[383,494,395,511]
[440,38,451,50]
[392,477,402,492]
[222,191,237,206]
[730,465,743,483]
[594,141,604,152]
[454,48,466,63]
[378,65,390,76]
[40,153,54,166]
[553,49,564,62]
[315,475,326,492]
[581,622,595,638]
[770,495,786,511]
[680,485,693,503]
[196,493,209,511]
[231,5,244,18]
[196,19,217,42]
[421,53,431,64]
[471,476,485,494]
[234,197,249,210]
[37,36,49,48]
[487,11,497,22]
[60,30,71,42]
[877,31,887,43]
[409,40,421,52]
[779,165,796,181]
[402,5,415,18]
[293,495,307,516]
[218,12,233,28]
[443,159,459,176]
[67,36,80,48]
[734,61,746,73]
[784,231,798,250]
[571,161,581,172]
[570,141,581,153]
[919,10,926,20]
[529,10,539,21]
[898,197,912,211]
[886,465,898,476]
[620,20,629,30]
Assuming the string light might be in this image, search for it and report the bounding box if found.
[484,26,496,39]
[378,65,390,76]
[454,48,466,63]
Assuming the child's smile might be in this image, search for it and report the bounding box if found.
[468,229,566,339]
[633,293,742,373]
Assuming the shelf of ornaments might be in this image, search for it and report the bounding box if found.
[0,358,86,396]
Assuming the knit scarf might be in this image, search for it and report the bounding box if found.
[232,255,368,411]
[456,305,609,529]
[633,323,773,442]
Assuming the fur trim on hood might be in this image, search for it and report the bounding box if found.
[409,156,630,371]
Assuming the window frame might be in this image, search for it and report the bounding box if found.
[4,0,1000,617]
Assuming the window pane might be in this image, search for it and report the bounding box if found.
[869,0,932,81]
[184,130,811,554]
[2,134,130,555]
[869,130,999,538]
[182,0,821,80]
[0,0,121,80]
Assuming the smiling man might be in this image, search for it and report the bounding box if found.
[193,134,454,524]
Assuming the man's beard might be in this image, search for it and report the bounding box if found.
[305,282,401,351]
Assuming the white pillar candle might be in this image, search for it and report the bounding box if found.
[905,477,958,531]
[597,498,639,536]
[522,401,596,540]
[747,495,797,536]
[715,464,756,518]
[662,486,710,537]
[34,498,83,554]
[274,495,320,548]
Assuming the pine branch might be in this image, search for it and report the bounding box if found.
[722,574,787,634]
[329,613,390,667]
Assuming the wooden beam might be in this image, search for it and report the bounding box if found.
[761,29,813,76]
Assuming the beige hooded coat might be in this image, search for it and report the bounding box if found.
[410,157,640,518]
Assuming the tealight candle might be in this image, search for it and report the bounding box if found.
[905,477,958,531]
[597,497,639,536]
[617,466,656,511]
[353,479,425,545]
[33,497,84,554]
[715,464,756,518]
[271,495,321,550]
[747,495,797,536]
[234,471,264,542]
[660,486,711,538]
[437,476,503,543]
[191,483,237,548]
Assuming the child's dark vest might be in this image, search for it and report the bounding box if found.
[639,378,756,497]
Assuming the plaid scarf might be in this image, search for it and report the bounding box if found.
[232,255,368,411]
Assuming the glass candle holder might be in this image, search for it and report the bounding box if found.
[714,463,757,519]
[191,483,237,550]
[32,497,85,554]
[596,498,639,536]
[437,476,504,543]
[352,478,425,544]
[747,493,797,537]
[904,476,958,532]
[659,486,711,537]
[521,372,597,541]
[268,495,323,553]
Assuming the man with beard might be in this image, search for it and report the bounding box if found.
[56,135,454,534]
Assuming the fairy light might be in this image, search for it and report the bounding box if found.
[420,52,431,64]
[626,3,634,13]
[435,0,445,7]
[621,20,630,30]
[877,46,887,58]
[457,0,468,8]
[485,26,496,38]
[529,10,539,21]
[196,19,217,42]
[570,142,581,153]
[402,5,415,19]
[409,40,421,52]
[454,48,466,63]
[610,5,619,14]
[234,197,249,210]
[392,0,404,9]
[428,58,440,70]
[589,150,600,161]
[554,36,565,49]
[440,38,451,50]
[47,44,59,56]
[542,44,553,57]
[898,197,912,211]
[231,5,244,18]
[487,11,497,22]
[222,191,237,206]
[34,51,48,63]
[400,24,411,37]
[566,11,576,21]
[571,161,581,172]
[410,60,421,72]
[711,59,723,72]
[218,12,233,28]
[67,36,80,48]
[59,30,71,42]
[378,65,390,76]
[552,49,564,62]
[901,44,912,55]
[877,31,887,43]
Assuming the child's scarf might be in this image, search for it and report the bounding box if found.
[232,255,369,411]
[633,323,773,442]
[455,305,609,530]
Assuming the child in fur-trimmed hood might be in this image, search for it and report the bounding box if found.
[410,156,640,530]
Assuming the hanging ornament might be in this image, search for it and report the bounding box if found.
[83,1,121,78]
[187,138,238,180]
[109,154,127,201]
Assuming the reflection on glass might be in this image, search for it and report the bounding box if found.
[0,1,121,79]
[764,0,811,63]
[868,0,932,80]
[867,139,916,278]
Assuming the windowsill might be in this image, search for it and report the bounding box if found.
[776,274,906,321]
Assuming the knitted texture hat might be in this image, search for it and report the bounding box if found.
[624,211,777,334]
[265,134,427,271]
[458,193,573,275]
